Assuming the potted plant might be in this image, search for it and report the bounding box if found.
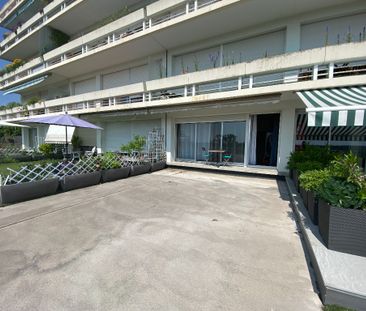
[317,153,366,257]
[100,152,130,183]
[299,168,331,224]
[60,159,102,192]
[121,136,151,176]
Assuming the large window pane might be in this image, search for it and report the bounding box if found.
[177,124,195,160]
[222,121,246,163]
[210,122,222,162]
[196,123,210,161]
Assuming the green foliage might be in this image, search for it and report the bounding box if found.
[49,28,70,47]
[0,59,26,76]
[299,169,331,192]
[27,97,40,106]
[314,152,366,210]
[120,135,146,155]
[323,305,356,311]
[71,135,82,150]
[38,143,53,157]
[0,102,22,111]
[287,145,336,171]
[100,152,121,170]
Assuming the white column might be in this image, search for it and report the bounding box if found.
[277,106,296,175]
[96,127,102,154]
[165,115,174,163]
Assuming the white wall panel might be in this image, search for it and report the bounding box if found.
[102,65,148,89]
[74,78,96,95]
[301,13,366,50]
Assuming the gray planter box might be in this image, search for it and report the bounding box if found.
[101,167,130,183]
[130,163,151,176]
[300,187,308,209]
[0,178,59,205]
[151,161,166,172]
[60,171,102,192]
[318,200,366,257]
[307,191,319,225]
[292,170,299,191]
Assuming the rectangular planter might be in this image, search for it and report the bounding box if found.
[0,178,59,205]
[318,200,366,257]
[307,191,319,225]
[292,170,299,191]
[60,171,102,192]
[130,163,151,176]
[101,167,130,183]
[299,187,308,209]
[151,161,166,172]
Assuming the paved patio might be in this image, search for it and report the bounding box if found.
[0,169,321,311]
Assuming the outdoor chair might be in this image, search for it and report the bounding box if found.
[201,147,210,164]
[85,146,97,157]
[222,154,232,166]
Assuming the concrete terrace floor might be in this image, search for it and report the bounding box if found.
[0,169,322,311]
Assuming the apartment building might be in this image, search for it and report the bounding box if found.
[0,0,365,174]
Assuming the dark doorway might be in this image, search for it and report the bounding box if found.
[256,114,280,166]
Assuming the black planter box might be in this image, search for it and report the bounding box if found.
[299,187,308,209]
[292,170,299,191]
[307,191,319,225]
[151,161,166,172]
[0,178,59,205]
[130,163,151,176]
[101,167,130,183]
[60,171,102,192]
[318,200,366,257]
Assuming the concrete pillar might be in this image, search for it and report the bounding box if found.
[96,125,102,154]
[277,105,296,175]
[21,128,29,149]
[165,115,174,163]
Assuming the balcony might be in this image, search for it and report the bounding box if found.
[0,0,228,86]
[0,0,147,60]
[1,42,366,121]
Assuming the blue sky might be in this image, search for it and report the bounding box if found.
[0,0,21,106]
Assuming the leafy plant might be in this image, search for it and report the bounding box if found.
[27,97,40,106]
[71,135,82,150]
[100,152,121,170]
[299,169,331,192]
[38,143,53,157]
[120,135,146,155]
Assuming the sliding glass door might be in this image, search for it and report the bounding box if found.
[177,120,246,165]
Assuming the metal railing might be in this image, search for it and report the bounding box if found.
[0,0,222,86]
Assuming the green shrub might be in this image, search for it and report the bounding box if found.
[296,160,324,173]
[100,152,121,170]
[120,135,146,155]
[288,145,336,171]
[38,143,53,157]
[299,169,331,192]
[71,135,82,150]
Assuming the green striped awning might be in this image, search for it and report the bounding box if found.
[296,86,366,127]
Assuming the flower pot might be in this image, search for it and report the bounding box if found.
[151,161,166,172]
[101,167,130,183]
[299,187,308,209]
[318,200,366,257]
[130,163,151,176]
[60,171,101,192]
[307,191,319,225]
[0,178,59,205]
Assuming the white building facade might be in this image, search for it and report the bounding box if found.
[0,0,366,174]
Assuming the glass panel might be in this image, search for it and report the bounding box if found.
[196,123,210,161]
[222,121,246,163]
[177,123,195,160]
[210,122,222,162]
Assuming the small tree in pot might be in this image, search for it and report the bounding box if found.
[121,136,151,176]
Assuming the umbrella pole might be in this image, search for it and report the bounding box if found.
[65,126,68,154]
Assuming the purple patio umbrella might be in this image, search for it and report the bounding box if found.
[20,113,102,153]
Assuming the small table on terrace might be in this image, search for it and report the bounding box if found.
[208,149,225,166]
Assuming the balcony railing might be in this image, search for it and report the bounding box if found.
[0,0,223,87]
[1,46,366,121]
[0,0,24,22]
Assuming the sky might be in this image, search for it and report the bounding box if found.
[0,0,21,106]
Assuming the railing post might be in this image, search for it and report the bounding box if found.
[184,85,188,97]
[238,76,242,90]
[249,75,253,88]
[329,62,334,79]
[149,18,152,28]
[186,1,190,14]
[313,65,319,81]
[148,92,152,101]
[192,85,196,96]
[194,0,198,11]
